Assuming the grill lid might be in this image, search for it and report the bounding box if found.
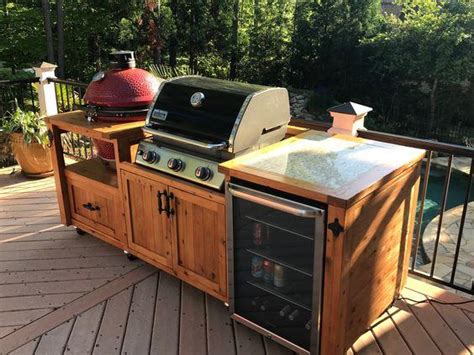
[145,76,269,143]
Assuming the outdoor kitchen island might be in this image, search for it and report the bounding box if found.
[46,111,425,355]
[219,130,425,354]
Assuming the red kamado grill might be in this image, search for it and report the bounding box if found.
[83,51,159,163]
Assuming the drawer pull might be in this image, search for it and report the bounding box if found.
[82,202,100,212]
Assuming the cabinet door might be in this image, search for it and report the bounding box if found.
[122,171,173,268]
[169,187,227,300]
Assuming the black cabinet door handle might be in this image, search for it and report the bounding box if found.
[165,192,175,217]
[82,202,100,211]
[157,190,166,214]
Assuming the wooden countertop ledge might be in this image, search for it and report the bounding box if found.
[219,130,425,208]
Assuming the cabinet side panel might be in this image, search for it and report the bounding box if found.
[343,163,421,349]
[320,206,348,355]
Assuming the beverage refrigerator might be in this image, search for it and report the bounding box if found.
[226,182,326,354]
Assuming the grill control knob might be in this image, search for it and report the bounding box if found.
[142,151,158,163]
[195,167,212,181]
[167,158,184,171]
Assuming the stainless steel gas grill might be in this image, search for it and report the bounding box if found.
[135,76,291,190]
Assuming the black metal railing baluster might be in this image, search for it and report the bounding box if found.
[29,82,37,112]
[59,83,65,112]
[429,155,453,277]
[411,151,433,270]
[65,83,71,111]
[450,158,473,289]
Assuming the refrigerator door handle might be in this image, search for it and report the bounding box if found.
[228,183,324,218]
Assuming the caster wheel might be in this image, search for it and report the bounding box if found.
[124,251,137,261]
[75,228,86,235]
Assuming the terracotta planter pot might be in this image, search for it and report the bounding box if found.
[10,132,53,177]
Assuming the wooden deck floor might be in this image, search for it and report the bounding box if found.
[0,168,472,355]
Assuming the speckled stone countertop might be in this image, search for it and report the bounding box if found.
[219,130,426,206]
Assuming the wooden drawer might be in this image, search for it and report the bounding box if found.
[67,175,125,244]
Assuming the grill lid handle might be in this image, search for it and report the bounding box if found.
[143,127,228,151]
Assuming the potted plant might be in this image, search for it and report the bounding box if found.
[1,104,53,177]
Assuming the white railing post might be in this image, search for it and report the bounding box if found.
[327,102,373,137]
[34,62,58,117]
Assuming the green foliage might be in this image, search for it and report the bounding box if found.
[149,64,199,80]
[1,103,49,146]
[0,0,473,143]
[0,3,45,72]
[359,0,474,131]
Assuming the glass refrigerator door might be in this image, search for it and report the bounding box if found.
[228,183,326,352]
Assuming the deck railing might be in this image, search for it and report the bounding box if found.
[0,77,39,118]
[1,76,472,294]
[292,119,474,295]
[47,78,94,160]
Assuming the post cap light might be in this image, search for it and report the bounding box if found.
[327,102,373,137]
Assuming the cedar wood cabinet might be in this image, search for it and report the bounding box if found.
[46,111,228,302]
[121,169,227,301]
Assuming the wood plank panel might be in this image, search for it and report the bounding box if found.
[405,278,474,313]
[171,186,227,301]
[121,274,158,354]
[64,302,105,355]
[351,330,382,355]
[0,189,55,199]
[0,326,18,338]
[0,230,80,243]
[0,202,59,213]
[150,273,181,355]
[0,293,84,312]
[0,216,61,226]
[92,287,133,354]
[34,320,74,355]
[462,310,474,323]
[0,238,105,252]
[0,223,71,234]
[233,320,265,355]
[206,294,236,355]
[0,265,137,284]
[369,309,411,355]
[0,255,131,272]
[8,338,40,355]
[263,338,294,355]
[431,302,474,352]
[0,309,53,327]
[179,283,207,355]
[387,299,441,354]
[0,265,156,353]
[0,278,109,297]
[402,288,469,355]
[0,246,122,261]
[0,209,59,219]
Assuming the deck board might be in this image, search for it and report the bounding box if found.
[402,288,470,355]
[179,283,207,355]
[0,168,472,355]
[121,273,158,354]
[92,287,133,354]
[8,338,39,355]
[34,320,74,355]
[233,320,265,355]
[64,302,105,355]
[369,309,412,355]
[206,294,236,355]
[150,272,181,355]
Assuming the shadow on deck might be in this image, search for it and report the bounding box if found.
[0,168,472,355]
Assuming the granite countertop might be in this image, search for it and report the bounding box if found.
[219,130,426,206]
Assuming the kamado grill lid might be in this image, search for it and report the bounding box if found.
[83,51,159,121]
[146,76,269,143]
